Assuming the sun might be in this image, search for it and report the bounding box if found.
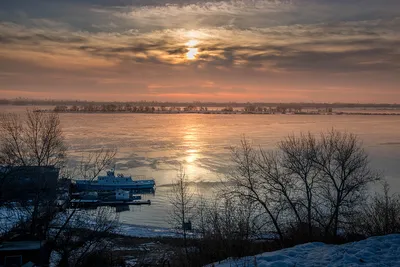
[186,39,198,47]
[185,39,199,60]
[186,48,198,60]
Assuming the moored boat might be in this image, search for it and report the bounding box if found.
[75,169,155,192]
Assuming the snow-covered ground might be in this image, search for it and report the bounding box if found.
[1,206,192,239]
[118,223,180,238]
[0,206,30,235]
[211,234,400,267]
[118,223,197,238]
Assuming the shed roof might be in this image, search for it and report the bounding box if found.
[0,241,42,251]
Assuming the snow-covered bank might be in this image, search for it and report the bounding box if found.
[118,223,197,238]
[118,224,179,238]
[211,234,400,267]
[1,205,191,239]
[0,207,30,235]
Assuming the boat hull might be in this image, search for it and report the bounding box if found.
[75,181,156,192]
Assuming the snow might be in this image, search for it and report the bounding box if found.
[125,258,138,267]
[211,234,400,267]
[0,205,190,239]
[0,206,31,235]
[117,224,177,238]
[118,223,198,238]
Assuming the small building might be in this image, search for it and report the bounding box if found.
[0,240,50,267]
[0,166,59,203]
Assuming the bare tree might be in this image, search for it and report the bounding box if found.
[50,207,119,267]
[189,191,263,264]
[277,133,320,239]
[196,193,208,239]
[47,148,118,267]
[227,130,379,244]
[169,166,195,259]
[67,148,117,180]
[52,148,117,240]
[0,109,119,265]
[314,130,380,237]
[358,181,400,236]
[227,138,285,245]
[209,193,259,241]
[0,110,66,167]
[0,110,67,239]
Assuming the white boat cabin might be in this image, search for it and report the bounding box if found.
[97,169,134,184]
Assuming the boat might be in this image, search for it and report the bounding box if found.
[75,169,155,192]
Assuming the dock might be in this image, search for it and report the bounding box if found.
[70,199,151,208]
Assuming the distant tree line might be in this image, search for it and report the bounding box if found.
[2,98,400,109]
[53,104,333,114]
[53,104,209,113]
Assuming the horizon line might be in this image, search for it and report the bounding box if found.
[1,98,399,106]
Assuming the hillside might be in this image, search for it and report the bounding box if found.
[211,234,400,267]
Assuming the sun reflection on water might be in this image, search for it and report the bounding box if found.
[183,126,200,179]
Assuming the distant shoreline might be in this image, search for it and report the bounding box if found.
[35,110,400,116]
[1,102,400,109]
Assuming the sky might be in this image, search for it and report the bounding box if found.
[0,0,399,103]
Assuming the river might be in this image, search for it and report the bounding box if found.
[2,105,400,227]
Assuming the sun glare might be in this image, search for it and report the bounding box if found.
[186,39,198,47]
[186,48,198,60]
[185,39,199,60]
